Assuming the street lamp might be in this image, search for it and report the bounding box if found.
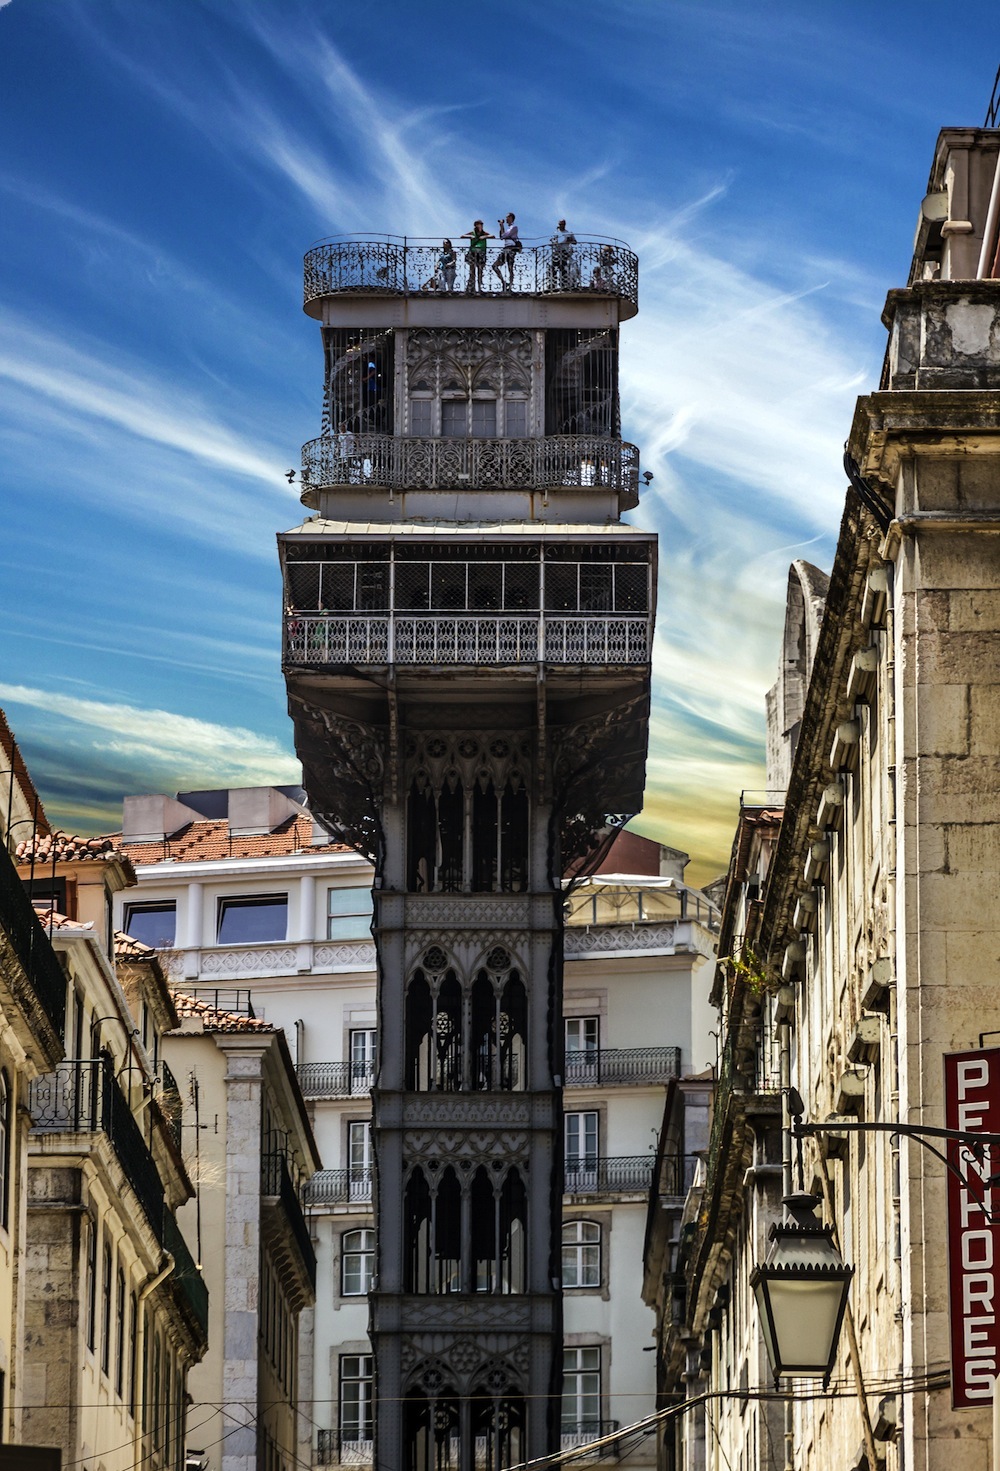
[750,1191,854,1387]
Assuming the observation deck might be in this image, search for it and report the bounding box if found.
[304,235,639,320]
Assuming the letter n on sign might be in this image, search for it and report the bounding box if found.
[945,1047,1000,1409]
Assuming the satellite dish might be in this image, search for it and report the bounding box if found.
[921,191,950,223]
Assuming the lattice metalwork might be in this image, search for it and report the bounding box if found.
[545,330,619,437]
[303,238,639,313]
[301,433,639,497]
[284,616,649,666]
[322,328,394,437]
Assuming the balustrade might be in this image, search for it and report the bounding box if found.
[303,237,638,314]
[306,1167,373,1206]
[297,1060,375,1099]
[300,432,639,498]
[564,1046,681,1087]
[0,840,66,1038]
[563,1155,657,1196]
[284,615,647,667]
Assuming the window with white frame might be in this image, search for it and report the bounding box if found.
[565,1018,599,1053]
[340,1354,374,1443]
[562,1220,601,1289]
[562,1347,601,1432]
[564,1111,599,1191]
[349,1121,373,1201]
[327,887,373,941]
[341,1229,375,1296]
[349,1029,377,1094]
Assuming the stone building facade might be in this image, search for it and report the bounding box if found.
[653,124,1000,1471]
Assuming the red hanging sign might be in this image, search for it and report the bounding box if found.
[944,1047,1000,1409]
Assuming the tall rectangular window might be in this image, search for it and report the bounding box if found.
[85,1217,97,1352]
[101,1236,113,1374]
[562,1347,601,1432]
[565,1112,599,1191]
[504,399,528,437]
[470,399,497,436]
[349,1121,373,1202]
[115,1266,127,1398]
[216,895,287,944]
[124,902,177,949]
[349,1030,377,1094]
[341,1228,375,1296]
[326,887,374,941]
[409,398,433,436]
[441,400,467,438]
[340,1355,374,1444]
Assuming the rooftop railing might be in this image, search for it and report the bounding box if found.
[284,614,649,668]
[31,1058,165,1242]
[0,840,66,1039]
[304,236,638,315]
[300,433,639,500]
[564,1046,681,1088]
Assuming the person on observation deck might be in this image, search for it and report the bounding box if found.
[439,239,457,293]
[492,212,520,291]
[550,220,577,289]
[461,220,493,293]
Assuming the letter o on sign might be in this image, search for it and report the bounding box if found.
[963,1232,994,1270]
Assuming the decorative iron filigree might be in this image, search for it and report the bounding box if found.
[551,696,650,881]
[289,696,387,867]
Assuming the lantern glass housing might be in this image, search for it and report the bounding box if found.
[750,1193,854,1386]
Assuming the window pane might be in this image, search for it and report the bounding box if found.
[327,887,373,940]
[217,896,287,944]
[125,904,177,948]
[504,399,528,438]
[442,400,467,437]
[342,1229,375,1295]
[410,398,433,436]
[340,1355,374,1439]
[470,399,497,437]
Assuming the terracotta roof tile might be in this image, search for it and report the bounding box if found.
[32,905,93,931]
[114,930,158,962]
[17,829,136,879]
[171,990,274,1033]
[119,814,351,866]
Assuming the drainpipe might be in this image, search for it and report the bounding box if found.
[779,1020,793,1471]
[132,1253,175,1471]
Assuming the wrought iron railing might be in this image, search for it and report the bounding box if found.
[0,839,66,1038]
[300,433,640,499]
[297,1061,376,1099]
[564,1046,681,1087]
[262,1150,318,1287]
[305,1168,373,1206]
[31,1059,165,1241]
[563,1155,657,1196]
[560,1422,621,1461]
[653,1151,701,1199]
[180,986,256,1017]
[316,1429,374,1466]
[304,237,638,313]
[284,615,649,667]
[162,1208,209,1337]
[158,1059,183,1151]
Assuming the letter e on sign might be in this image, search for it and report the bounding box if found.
[945,1048,1000,1409]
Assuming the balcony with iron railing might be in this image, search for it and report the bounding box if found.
[306,1168,373,1208]
[30,1058,165,1242]
[297,1060,375,1099]
[0,838,66,1041]
[564,1047,681,1087]
[162,1207,209,1341]
[563,1155,657,1197]
[262,1149,318,1289]
[284,614,649,667]
[303,236,639,316]
[560,1422,621,1461]
[316,1430,373,1466]
[300,432,639,500]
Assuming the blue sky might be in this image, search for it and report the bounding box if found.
[0,0,994,881]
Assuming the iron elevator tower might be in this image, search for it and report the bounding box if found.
[280,234,654,1471]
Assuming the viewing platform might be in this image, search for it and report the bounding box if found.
[304,234,639,321]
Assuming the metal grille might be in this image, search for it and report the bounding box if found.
[285,616,648,666]
[303,238,640,314]
[546,329,619,436]
[323,329,394,436]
